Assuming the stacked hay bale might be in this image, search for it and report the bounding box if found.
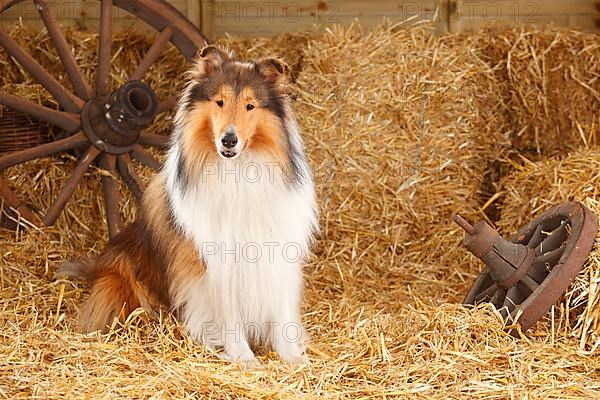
[293,22,509,303]
[472,27,600,157]
[1,24,511,294]
[216,32,315,83]
[1,21,598,324]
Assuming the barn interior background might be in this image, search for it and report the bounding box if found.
[1,0,600,398]
[2,0,600,36]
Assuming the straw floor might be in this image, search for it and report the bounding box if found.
[1,22,600,398]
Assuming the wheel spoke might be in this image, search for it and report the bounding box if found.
[0,91,80,132]
[138,131,169,148]
[0,26,84,113]
[117,154,144,202]
[502,286,518,311]
[535,220,568,256]
[130,144,161,169]
[157,96,177,113]
[96,0,113,96]
[527,224,545,248]
[34,0,92,100]
[530,246,565,282]
[521,275,539,293]
[475,282,498,303]
[0,177,38,224]
[43,146,101,226]
[100,154,122,237]
[129,27,173,81]
[0,131,87,169]
[490,287,507,309]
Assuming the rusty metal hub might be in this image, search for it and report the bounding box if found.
[455,201,598,333]
[81,81,158,154]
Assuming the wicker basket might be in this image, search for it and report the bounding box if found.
[0,108,53,154]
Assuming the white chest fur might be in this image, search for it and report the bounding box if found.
[164,152,317,362]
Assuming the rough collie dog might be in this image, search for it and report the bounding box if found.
[58,46,318,366]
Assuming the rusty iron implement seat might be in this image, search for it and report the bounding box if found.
[454,201,598,334]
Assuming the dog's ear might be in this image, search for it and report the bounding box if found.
[190,45,229,78]
[256,58,289,85]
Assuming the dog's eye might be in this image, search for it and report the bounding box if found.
[246,103,255,111]
[216,99,224,107]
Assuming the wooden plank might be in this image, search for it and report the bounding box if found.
[207,0,439,24]
[510,0,598,15]
[568,14,600,30]
[453,14,572,32]
[188,0,200,24]
[202,0,216,39]
[208,0,439,16]
[449,0,599,32]
[211,14,435,37]
[449,0,598,26]
[186,0,201,27]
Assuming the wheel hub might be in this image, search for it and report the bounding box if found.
[81,80,158,154]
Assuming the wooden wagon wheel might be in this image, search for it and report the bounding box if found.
[0,0,207,237]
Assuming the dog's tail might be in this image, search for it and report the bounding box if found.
[56,253,142,333]
[55,259,94,281]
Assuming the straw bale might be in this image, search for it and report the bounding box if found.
[216,32,315,83]
[1,21,600,399]
[497,150,600,351]
[293,22,508,302]
[470,27,600,157]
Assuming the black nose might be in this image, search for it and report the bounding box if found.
[221,132,238,149]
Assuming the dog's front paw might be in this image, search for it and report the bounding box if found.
[237,357,262,370]
[275,342,307,365]
[279,352,308,365]
[218,352,262,369]
[219,342,261,369]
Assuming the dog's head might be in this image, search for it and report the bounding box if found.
[180,45,290,161]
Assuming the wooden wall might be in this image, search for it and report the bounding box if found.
[0,0,598,39]
[197,0,600,37]
[197,0,442,37]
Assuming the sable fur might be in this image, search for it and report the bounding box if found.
[58,177,203,332]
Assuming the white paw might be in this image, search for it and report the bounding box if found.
[237,357,262,370]
[217,351,262,369]
[275,342,307,365]
[219,342,260,368]
[279,353,308,365]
